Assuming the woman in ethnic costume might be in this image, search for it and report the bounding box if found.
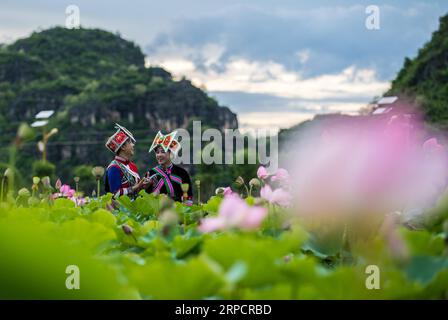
[144,131,193,205]
[104,124,147,199]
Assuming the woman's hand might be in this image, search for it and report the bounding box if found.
[142,177,154,188]
[132,178,149,193]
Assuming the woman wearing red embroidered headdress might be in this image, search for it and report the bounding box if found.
[104,124,147,199]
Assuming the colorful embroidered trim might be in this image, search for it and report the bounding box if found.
[170,174,182,185]
[154,166,174,198]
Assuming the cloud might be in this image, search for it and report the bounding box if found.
[149,54,389,104]
[146,2,447,80]
[143,2,446,129]
[213,90,368,132]
[202,59,388,100]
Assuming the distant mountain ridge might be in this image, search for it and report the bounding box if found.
[0,27,238,181]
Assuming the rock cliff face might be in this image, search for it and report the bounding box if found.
[0,27,237,179]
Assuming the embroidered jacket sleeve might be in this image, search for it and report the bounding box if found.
[107,165,133,198]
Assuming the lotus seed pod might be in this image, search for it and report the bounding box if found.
[235,176,245,187]
[215,187,225,195]
[249,178,261,188]
[181,183,189,193]
[18,188,31,197]
[92,166,105,179]
[41,176,51,188]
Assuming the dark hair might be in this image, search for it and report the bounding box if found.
[117,139,131,155]
[155,145,170,153]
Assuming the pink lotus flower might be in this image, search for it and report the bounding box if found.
[257,166,269,180]
[287,111,448,218]
[55,178,62,190]
[223,187,233,196]
[271,168,290,184]
[198,194,268,233]
[50,192,62,200]
[70,197,87,206]
[423,137,444,154]
[260,185,291,207]
[60,184,75,198]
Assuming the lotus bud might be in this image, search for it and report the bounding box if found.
[195,180,200,187]
[55,178,62,190]
[92,166,105,179]
[4,168,13,179]
[17,123,35,141]
[48,128,58,136]
[32,176,40,185]
[73,176,80,183]
[18,188,30,197]
[122,224,133,235]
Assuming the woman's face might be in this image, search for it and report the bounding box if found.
[155,146,171,166]
[120,140,135,158]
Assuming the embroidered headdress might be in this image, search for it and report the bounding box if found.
[149,130,181,154]
[105,123,136,154]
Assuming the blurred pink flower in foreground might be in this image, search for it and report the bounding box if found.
[223,187,234,196]
[287,112,448,218]
[257,166,269,180]
[423,137,444,153]
[271,168,290,185]
[260,185,291,207]
[199,194,268,232]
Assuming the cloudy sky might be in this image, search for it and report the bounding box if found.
[1,0,447,131]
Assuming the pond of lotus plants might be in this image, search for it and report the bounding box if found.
[0,164,447,300]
